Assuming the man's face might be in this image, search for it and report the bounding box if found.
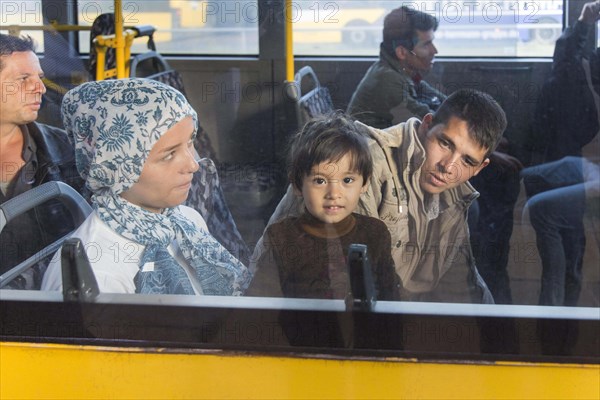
[0,51,46,126]
[418,114,490,195]
[398,29,438,74]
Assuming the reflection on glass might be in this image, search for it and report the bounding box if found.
[292,0,563,57]
[77,0,259,54]
[0,1,44,51]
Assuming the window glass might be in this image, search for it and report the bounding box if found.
[292,0,564,57]
[77,0,259,55]
[0,1,45,51]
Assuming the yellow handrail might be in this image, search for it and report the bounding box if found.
[285,0,294,82]
[114,0,125,79]
[4,0,135,82]
[93,29,136,80]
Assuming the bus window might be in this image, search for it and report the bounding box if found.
[0,0,44,51]
[77,0,259,55]
[292,0,564,57]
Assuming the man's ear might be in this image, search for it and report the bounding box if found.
[395,46,410,61]
[473,158,490,176]
[418,113,434,136]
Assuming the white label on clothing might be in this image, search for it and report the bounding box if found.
[141,262,155,272]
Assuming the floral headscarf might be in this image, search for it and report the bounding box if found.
[62,78,249,295]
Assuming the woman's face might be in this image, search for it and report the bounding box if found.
[120,116,199,213]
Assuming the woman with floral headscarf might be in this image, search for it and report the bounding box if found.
[42,78,250,295]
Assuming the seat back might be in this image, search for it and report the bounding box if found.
[0,182,92,289]
[88,13,116,79]
[294,66,334,127]
[88,13,157,80]
[185,158,251,267]
[130,51,186,96]
[130,50,218,162]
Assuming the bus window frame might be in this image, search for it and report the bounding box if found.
[1,0,597,366]
[1,290,598,364]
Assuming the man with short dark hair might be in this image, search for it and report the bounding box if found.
[0,34,87,285]
[347,6,444,128]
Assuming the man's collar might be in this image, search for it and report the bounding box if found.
[412,72,423,85]
[3,125,38,199]
[379,45,425,84]
[20,124,37,163]
[380,46,416,79]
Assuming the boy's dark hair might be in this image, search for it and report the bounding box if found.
[0,34,36,71]
[383,6,438,56]
[432,89,507,156]
[288,111,373,191]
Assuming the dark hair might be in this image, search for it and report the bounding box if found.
[288,111,373,191]
[0,34,36,71]
[383,6,438,56]
[432,89,507,155]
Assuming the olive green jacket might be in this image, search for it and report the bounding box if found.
[347,46,446,128]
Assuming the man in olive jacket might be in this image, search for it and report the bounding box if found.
[0,34,87,286]
[261,90,505,303]
[347,6,444,129]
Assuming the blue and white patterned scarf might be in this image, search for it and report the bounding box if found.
[62,78,249,295]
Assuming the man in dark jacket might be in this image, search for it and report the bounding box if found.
[531,1,599,163]
[0,34,87,286]
[522,1,600,306]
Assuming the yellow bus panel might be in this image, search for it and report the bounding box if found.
[1,342,598,399]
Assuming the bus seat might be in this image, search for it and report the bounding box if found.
[0,182,92,290]
[294,66,334,127]
[129,50,218,162]
[88,12,157,80]
[130,51,185,95]
[185,158,251,267]
[88,13,116,78]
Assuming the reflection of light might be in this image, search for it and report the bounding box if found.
[481,29,519,40]
[439,31,482,39]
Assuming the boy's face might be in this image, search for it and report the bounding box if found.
[417,114,490,195]
[120,117,199,213]
[294,153,368,224]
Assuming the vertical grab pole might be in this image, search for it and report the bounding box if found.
[114,0,125,79]
[285,0,294,82]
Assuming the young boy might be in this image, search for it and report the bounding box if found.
[247,112,400,300]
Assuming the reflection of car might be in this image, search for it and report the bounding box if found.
[518,3,563,45]
[293,4,385,47]
[169,0,256,28]
[292,0,564,52]
[169,0,208,29]
[77,0,174,43]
